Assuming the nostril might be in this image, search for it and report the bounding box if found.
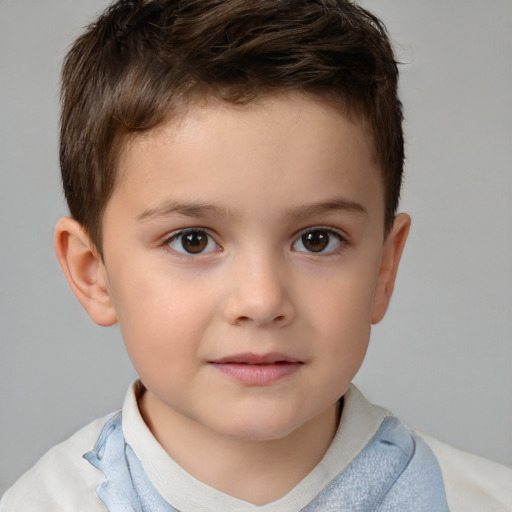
[235,314,285,325]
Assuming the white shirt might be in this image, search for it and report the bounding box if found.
[1,381,511,511]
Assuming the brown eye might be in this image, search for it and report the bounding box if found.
[293,229,343,254]
[302,231,329,252]
[167,230,218,255]
[181,232,208,253]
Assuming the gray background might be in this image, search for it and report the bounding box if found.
[1,0,511,496]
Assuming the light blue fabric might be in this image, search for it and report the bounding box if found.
[305,416,449,511]
[84,413,449,511]
[84,416,177,512]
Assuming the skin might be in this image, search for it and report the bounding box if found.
[55,93,410,505]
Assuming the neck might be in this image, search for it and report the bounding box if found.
[139,391,340,505]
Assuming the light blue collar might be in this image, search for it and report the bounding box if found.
[84,412,448,511]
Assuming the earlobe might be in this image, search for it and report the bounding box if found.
[54,217,118,327]
[371,213,411,324]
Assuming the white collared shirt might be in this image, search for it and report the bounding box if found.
[1,381,511,511]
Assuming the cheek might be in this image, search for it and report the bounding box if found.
[302,262,379,363]
[310,267,378,329]
[110,268,217,369]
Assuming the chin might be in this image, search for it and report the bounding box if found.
[212,409,305,443]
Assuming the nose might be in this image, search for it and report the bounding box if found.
[222,252,296,328]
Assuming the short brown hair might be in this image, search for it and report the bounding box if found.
[60,0,403,251]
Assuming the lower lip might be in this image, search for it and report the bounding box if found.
[210,362,302,385]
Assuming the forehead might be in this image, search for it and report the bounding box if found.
[110,93,384,223]
[118,91,375,165]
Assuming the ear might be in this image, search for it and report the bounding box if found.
[371,213,411,324]
[54,217,118,327]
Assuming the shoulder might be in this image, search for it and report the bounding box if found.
[369,417,512,512]
[420,432,512,512]
[346,387,512,511]
[0,413,117,512]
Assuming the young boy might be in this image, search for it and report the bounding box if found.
[1,0,511,510]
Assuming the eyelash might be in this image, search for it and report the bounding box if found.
[163,228,220,256]
[162,226,349,257]
[292,227,348,255]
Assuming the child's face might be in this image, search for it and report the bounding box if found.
[95,94,408,441]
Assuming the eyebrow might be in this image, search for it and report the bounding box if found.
[137,197,367,222]
[287,198,368,219]
[137,200,230,222]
